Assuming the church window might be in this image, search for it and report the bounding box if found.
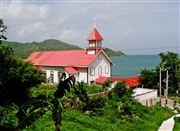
[105,66,109,74]
[98,66,102,76]
[90,66,95,76]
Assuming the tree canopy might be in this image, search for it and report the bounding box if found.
[140,52,180,93]
[0,45,46,106]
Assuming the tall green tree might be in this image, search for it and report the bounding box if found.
[159,52,180,93]
[140,52,180,94]
[0,19,46,130]
[0,19,7,44]
[139,69,158,89]
[0,45,45,106]
[0,45,46,130]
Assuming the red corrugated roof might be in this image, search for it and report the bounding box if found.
[26,49,112,67]
[112,76,140,87]
[26,50,96,67]
[65,67,79,74]
[95,76,140,87]
[88,28,103,41]
[95,76,108,83]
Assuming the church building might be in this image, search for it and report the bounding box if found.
[26,27,112,84]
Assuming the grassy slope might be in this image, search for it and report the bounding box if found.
[3,39,124,58]
[23,106,174,131]
[24,86,174,131]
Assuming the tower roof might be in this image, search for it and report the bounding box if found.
[88,28,103,41]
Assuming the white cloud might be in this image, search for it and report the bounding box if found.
[2,1,179,54]
[122,30,136,37]
[58,29,81,43]
[3,1,49,22]
[16,22,46,38]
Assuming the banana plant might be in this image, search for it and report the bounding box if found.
[15,74,76,131]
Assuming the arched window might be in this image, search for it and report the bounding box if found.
[98,66,102,76]
[90,66,95,76]
[105,66,109,74]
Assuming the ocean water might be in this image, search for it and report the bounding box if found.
[111,55,160,78]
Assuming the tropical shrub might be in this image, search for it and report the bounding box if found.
[140,69,158,89]
[16,75,76,131]
[102,78,112,88]
[113,82,133,99]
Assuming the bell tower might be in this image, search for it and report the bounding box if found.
[87,18,103,54]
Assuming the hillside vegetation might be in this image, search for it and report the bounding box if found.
[3,39,81,58]
[103,48,125,57]
[21,84,174,131]
[3,39,124,58]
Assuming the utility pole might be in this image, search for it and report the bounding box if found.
[166,70,169,104]
[159,67,162,103]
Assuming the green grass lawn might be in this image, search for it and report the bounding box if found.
[173,117,180,131]
[22,105,174,131]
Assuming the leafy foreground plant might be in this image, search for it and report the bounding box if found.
[15,74,76,131]
[0,45,45,130]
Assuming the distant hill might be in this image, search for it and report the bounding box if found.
[103,48,125,57]
[3,39,124,58]
[3,39,81,58]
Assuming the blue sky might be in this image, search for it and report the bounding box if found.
[1,0,180,54]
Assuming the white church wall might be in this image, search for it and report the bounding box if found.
[38,66,86,84]
[88,52,111,83]
[40,66,63,83]
[36,51,111,84]
[78,68,88,83]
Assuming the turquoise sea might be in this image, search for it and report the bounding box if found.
[111,55,160,78]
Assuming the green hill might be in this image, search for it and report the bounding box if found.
[103,48,125,57]
[3,39,124,58]
[3,39,81,58]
